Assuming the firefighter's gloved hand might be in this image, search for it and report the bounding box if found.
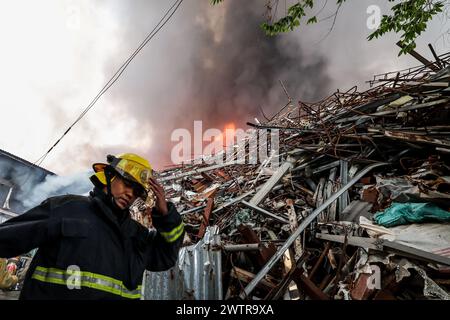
[0,258,18,290]
[147,177,168,216]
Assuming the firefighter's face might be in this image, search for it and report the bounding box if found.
[109,175,138,209]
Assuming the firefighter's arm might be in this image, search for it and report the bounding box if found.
[144,202,184,271]
[0,199,58,258]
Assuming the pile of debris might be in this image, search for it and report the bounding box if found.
[150,48,450,300]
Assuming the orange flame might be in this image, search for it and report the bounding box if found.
[223,122,236,147]
[224,122,236,131]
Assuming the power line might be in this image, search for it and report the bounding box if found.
[35,0,184,167]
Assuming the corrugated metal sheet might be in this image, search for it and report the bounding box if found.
[142,225,222,300]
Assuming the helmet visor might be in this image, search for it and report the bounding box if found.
[114,158,152,191]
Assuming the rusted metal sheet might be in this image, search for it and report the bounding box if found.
[142,226,222,300]
[294,273,330,300]
[238,224,277,268]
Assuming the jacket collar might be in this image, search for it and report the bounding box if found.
[89,187,134,237]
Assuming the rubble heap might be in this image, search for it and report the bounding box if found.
[154,50,450,300]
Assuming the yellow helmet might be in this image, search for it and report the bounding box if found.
[90,153,153,193]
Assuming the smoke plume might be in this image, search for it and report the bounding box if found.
[104,0,331,169]
[0,156,92,212]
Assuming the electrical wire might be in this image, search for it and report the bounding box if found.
[34,0,184,167]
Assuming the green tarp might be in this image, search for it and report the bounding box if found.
[374,202,450,227]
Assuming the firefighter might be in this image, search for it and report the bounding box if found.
[0,153,184,299]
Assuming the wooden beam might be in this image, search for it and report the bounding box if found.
[309,242,331,279]
[231,267,278,293]
[292,269,330,300]
[197,196,215,238]
[396,41,440,72]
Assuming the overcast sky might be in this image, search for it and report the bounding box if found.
[1,0,449,175]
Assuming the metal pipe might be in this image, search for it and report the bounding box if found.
[397,41,440,72]
[159,161,237,182]
[223,243,260,252]
[428,44,443,69]
[212,191,254,214]
[249,158,296,206]
[239,162,387,299]
[0,207,18,217]
[241,200,290,224]
[3,186,13,210]
[185,185,276,217]
[338,160,349,215]
[312,160,340,175]
[180,205,206,215]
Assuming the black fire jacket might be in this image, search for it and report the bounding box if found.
[0,187,184,300]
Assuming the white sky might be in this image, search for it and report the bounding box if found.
[1,0,449,175]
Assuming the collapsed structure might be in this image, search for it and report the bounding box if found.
[143,48,450,300]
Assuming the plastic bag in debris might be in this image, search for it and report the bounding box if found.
[374,175,415,202]
[374,175,450,208]
[374,202,450,227]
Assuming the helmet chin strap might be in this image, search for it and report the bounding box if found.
[104,165,121,210]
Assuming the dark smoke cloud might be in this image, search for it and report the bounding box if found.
[102,0,331,169]
[186,0,330,125]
